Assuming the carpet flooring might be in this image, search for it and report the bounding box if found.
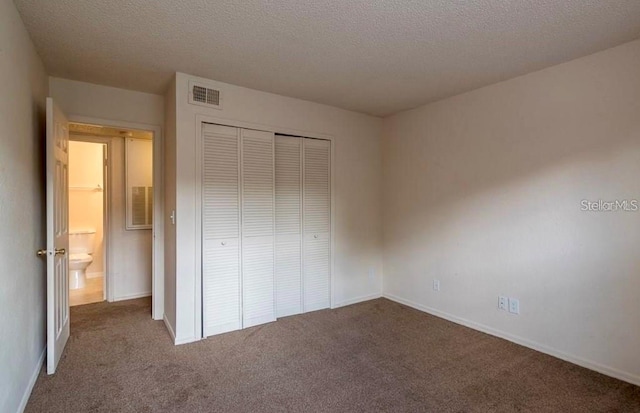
[26,298,640,412]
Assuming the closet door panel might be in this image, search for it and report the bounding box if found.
[274,136,302,318]
[303,232,330,312]
[242,237,275,327]
[303,139,331,312]
[241,129,276,328]
[202,124,241,336]
[203,239,241,335]
[275,235,302,317]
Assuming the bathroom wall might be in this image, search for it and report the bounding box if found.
[68,141,104,276]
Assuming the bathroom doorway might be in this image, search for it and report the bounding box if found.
[68,123,155,308]
[68,140,107,306]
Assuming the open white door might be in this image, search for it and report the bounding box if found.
[45,98,70,374]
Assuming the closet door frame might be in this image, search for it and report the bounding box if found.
[195,115,335,339]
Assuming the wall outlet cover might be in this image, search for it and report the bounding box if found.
[508,298,520,315]
[433,279,440,291]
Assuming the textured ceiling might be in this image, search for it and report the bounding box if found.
[14,0,640,116]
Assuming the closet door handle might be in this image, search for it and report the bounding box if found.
[221,241,227,246]
[313,234,319,239]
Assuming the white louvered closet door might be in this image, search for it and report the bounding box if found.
[274,136,303,318]
[303,139,331,312]
[241,129,276,328]
[202,124,242,337]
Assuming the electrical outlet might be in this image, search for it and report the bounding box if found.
[368,268,375,283]
[498,295,508,310]
[433,279,440,291]
[508,298,520,315]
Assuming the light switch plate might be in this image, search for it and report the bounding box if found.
[498,295,508,310]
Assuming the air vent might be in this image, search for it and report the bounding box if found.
[188,80,223,109]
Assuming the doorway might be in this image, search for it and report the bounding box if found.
[68,123,155,307]
[68,140,107,306]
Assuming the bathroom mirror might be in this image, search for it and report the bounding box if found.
[125,137,153,230]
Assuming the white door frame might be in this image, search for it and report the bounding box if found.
[67,136,111,302]
[194,114,335,339]
[67,115,164,320]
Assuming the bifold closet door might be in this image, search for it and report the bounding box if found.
[303,139,331,312]
[202,124,242,336]
[274,136,302,318]
[241,129,276,328]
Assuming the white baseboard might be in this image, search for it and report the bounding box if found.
[332,292,382,309]
[174,336,200,345]
[163,314,176,342]
[383,293,640,388]
[85,271,103,279]
[162,315,199,345]
[17,347,45,413]
[112,291,151,302]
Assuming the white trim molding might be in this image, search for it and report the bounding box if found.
[383,293,640,388]
[163,315,197,346]
[114,291,152,302]
[332,293,382,309]
[163,315,176,343]
[85,271,103,279]
[17,347,45,413]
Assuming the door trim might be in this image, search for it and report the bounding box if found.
[194,114,335,340]
[66,115,164,321]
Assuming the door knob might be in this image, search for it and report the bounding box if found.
[37,249,47,257]
[55,248,66,256]
[221,241,227,246]
[313,234,319,239]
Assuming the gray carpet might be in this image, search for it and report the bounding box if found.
[26,298,640,412]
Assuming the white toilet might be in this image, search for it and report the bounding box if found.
[69,230,96,290]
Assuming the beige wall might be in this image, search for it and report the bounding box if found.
[382,39,640,385]
[0,0,49,411]
[49,77,164,126]
[170,72,383,343]
[69,141,104,275]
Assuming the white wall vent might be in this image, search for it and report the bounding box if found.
[188,80,223,109]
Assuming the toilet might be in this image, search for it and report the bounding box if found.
[68,230,96,290]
